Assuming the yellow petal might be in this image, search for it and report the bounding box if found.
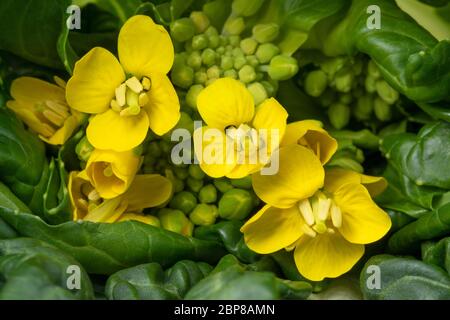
[281,120,337,164]
[40,112,83,145]
[85,149,141,199]
[87,109,149,152]
[193,126,236,178]
[324,167,387,197]
[9,76,66,105]
[332,182,392,244]
[123,174,173,210]
[241,205,303,254]
[68,171,90,220]
[197,78,254,130]
[252,145,325,208]
[226,163,263,179]
[83,197,127,223]
[294,232,364,281]
[117,213,160,227]
[118,15,174,77]
[7,101,47,135]
[66,47,125,114]
[143,73,180,136]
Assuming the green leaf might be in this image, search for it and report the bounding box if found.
[0,207,226,275]
[0,0,71,69]
[422,237,450,274]
[105,260,212,300]
[387,202,450,254]
[74,0,142,23]
[360,254,450,299]
[194,221,260,264]
[0,237,94,300]
[185,255,312,300]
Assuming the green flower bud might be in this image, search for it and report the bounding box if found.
[328,157,363,174]
[159,208,193,236]
[261,81,276,97]
[268,55,299,80]
[205,26,219,37]
[230,176,252,189]
[159,140,172,154]
[143,156,156,168]
[186,177,204,193]
[216,46,225,55]
[171,65,194,89]
[376,80,399,104]
[229,35,241,47]
[234,56,247,70]
[213,178,234,193]
[240,38,258,55]
[304,70,328,97]
[320,57,346,78]
[186,84,204,109]
[166,170,185,193]
[170,18,196,42]
[365,76,377,93]
[192,34,208,50]
[339,93,353,104]
[224,17,245,35]
[172,111,194,133]
[247,82,268,105]
[374,97,392,121]
[194,71,208,84]
[169,191,197,214]
[205,79,217,86]
[190,11,210,34]
[184,41,193,52]
[239,65,257,83]
[208,34,220,49]
[255,43,279,64]
[187,51,202,70]
[198,184,218,204]
[334,68,354,93]
[155,158,169,171]
[207,66,221,79]
[246,55,259,67]
[147,141,162,158]
[252,23,279,43]
[75,136,94,162]
[188,164,205,180]
[221,56,234,70]
[173,166,189,180]
[367,60,381,79]
[328,103,350,130]
[220,36,229,46]
[218,189,254,220]
[232,47,245,58]
[354,95,373,121]
[189,204,218,226]
[201,48,217,67]
[224,69,238,79]
[232,0,265,16]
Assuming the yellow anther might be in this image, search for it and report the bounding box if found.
[77,198,89,210]
[53,76,67,88]
[45,100,70,117]
[88,189,101,201]
[141,77,151,90]
[331,203,342,228]
[120,105,141,117]
[125,76,143,93]
[40,123,56,137]
[110,99,122,112]
[115,83,127,107]
[138,92,149,107]
[326,228,335,234]
[126,89,139,108]
[301,224,317,238]
[103,165,114,177]
[317,197,331,221]
[298,199,314,226]
[312,221,327,234]
[81,183,94,198]
[43,109,65,127]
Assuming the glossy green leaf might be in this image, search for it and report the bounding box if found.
[0,237,94,300]
[105,260,212,300]
[0,207,226,275]
[360,254,450,299]
[422,237,450,274]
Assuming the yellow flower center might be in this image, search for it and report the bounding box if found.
[110,76,151,117]
[77,180,103,213]
[226,123,265,160]
[297,191,342,238]
[35,100,71,137]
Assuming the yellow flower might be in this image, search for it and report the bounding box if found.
[68,171,172,224]
[193,78,288,179]
[83,149,142,199]
[280,120,337,164]
[7,76,83,145]
[241,145,391,281]
[66,15,180,152]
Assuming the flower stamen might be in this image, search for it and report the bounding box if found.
[298,199,314,226]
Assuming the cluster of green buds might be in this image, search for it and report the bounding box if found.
[134,112,260,236]
[300,56,400,129]
[169,10,298,107]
